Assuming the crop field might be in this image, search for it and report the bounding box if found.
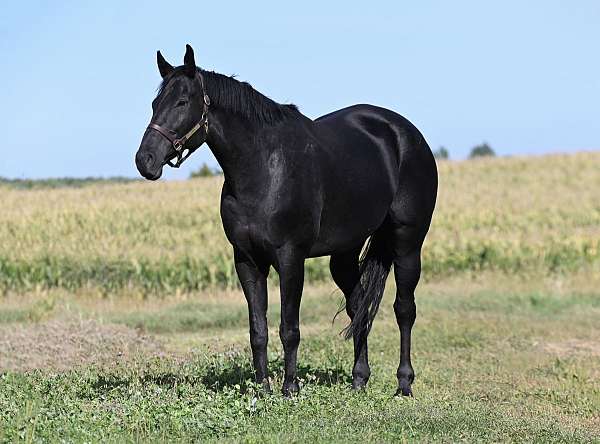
[1,152,599,294]
[0,152,599,442]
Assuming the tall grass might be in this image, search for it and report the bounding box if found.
[1,152,598,293]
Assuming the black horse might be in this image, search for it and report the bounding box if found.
[135,45,437,397]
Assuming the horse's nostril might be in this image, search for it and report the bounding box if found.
[137,151,152,166]
[135,150,156,174]
[144,153,154,167]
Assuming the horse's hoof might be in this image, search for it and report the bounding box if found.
[282,380,300,398]
[396,367,415,397]
[395,381,414,397]
[351,377,368,391]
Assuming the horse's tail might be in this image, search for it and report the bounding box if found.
[342,225,393,342]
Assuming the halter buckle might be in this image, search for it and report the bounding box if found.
[173,139,184,152]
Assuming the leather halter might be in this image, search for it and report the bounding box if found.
[146,71,210,168]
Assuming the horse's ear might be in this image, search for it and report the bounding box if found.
[157,51,174,78]
[183,44,196,77]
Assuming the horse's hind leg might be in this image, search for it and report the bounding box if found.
[330,247,370,389]
[388,144,437,396]
[391,232,423,396]
[389,191,434,396]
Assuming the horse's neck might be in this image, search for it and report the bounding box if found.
[205,108,268,195]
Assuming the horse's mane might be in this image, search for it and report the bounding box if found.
[157,67,300,126]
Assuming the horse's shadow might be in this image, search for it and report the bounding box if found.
[86,357,351,397]
[200,357,352,393]
[296,362,352,386]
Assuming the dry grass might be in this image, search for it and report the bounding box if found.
[0,319,163,372]
[429,152,600,274]
[1,152,599,293]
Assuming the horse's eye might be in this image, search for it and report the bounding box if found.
[176,99,188,107]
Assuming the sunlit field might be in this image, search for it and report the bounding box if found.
[1,152,599,294]
[1,152,599,442]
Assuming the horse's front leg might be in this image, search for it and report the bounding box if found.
[276,245,306,397]
[234,248,271,392]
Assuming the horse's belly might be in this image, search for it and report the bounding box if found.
[308,181,394,257]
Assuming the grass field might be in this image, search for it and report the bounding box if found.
[1,152,599,293]
[1,275,599,442]
[1,152,599,442]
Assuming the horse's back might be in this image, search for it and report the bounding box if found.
[315,104,431,161]
[314,103,437,199]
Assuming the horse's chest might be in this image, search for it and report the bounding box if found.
[220,195,272,246]
[220,191,316,254]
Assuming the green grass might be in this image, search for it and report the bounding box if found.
[0,255,333,294]
[1,277,599,442]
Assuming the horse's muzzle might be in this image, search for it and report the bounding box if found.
[135,149,163,180]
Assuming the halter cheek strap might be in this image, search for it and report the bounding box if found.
[145,71,210,168]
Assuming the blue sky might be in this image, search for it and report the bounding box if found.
[1,1,598,180]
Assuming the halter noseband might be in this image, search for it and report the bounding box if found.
[146,71,210,168]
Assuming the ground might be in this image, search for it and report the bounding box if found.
[1,273,599,443]
[1,153,599,442]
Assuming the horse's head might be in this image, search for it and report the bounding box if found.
[135,44,210,180]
